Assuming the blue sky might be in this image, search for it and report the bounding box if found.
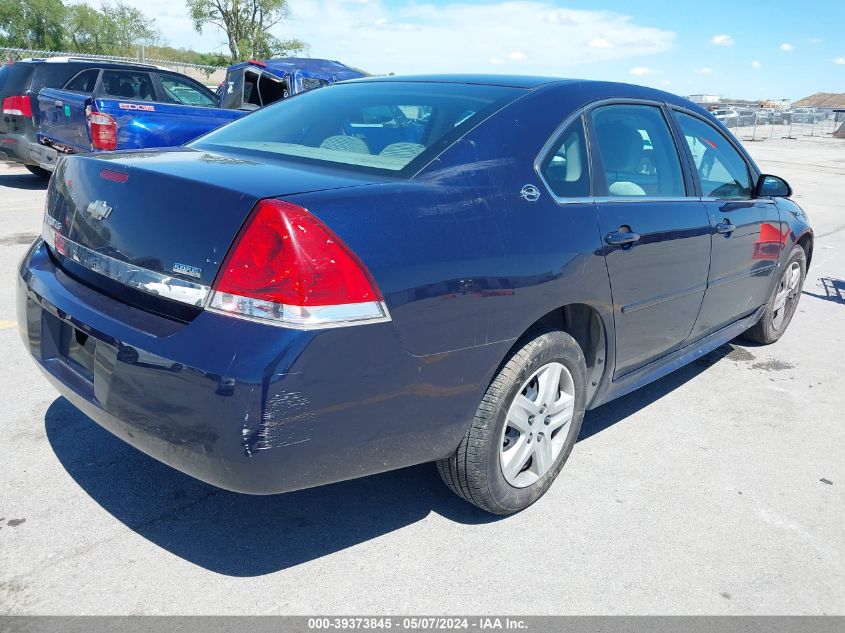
[124,0,845,99]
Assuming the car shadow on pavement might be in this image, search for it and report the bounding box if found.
[44,397,499,577]
[802,277,845,304]
[579,342,748,440]
[45,342,744,576]
[0,171,49,190]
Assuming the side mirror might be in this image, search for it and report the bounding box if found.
[756,174,792,198]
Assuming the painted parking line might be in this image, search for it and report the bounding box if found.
[0,320,17,329]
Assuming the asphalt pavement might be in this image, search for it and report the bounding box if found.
[1,135,843,615]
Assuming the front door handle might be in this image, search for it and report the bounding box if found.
[715,220,736,234]
[605,230,641,246]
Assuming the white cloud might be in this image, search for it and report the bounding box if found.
[279,0,675,75]
[112,0,676,76]
[711,34,734,46]
[589,37,613,49]
[780,43,795,52]
[659,79,671,86]
[751,60,762,69]
[833,57,845,65]
[808,38,822,44]
[694,67,713,74]
[629,66,656,76]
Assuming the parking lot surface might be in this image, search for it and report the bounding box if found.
[1,136,843,615]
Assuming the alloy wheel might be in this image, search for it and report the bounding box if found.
[500,362,576,488]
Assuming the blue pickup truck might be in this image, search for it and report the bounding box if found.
[35,62,244,170]
[218,57,365,110]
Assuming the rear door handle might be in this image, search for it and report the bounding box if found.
[715,220,736,234]
[605,230,641,246]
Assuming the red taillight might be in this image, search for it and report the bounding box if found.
[2,95,32,117]
[208,199,389,328]
[88,112,117,151]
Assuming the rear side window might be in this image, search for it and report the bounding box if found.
[0,65,8,92]
[158,74,215,107]
[194,81,524,175]
[539,117,590,198]
[101,71,155,101]
[65,69,100,93]
[590,104,686,197]
[672,111,752,199]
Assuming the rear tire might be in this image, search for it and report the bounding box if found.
[437,329,587,514]
[742,245,806,344]
[25,165,51,179]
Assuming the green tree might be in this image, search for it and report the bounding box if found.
[101,1,162,56]
[185,0,306,62]
[66,3,109,53]
[0,0,66,49]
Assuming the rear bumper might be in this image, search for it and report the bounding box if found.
[0,133,58,170]
[18,240,488,494]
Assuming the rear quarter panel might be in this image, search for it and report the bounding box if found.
[286,82,619,418]
[94,99,245,149]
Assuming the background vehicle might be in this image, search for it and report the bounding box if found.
[790,107,825,124]
[755,108,773,124]
[218,57,365,110]
[36,65,244,168]
[735,108,757,126]
[711,107,739,127]
[1,58,175,176]
[17,77,813,514]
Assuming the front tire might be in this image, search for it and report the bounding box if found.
[743,245,806,344]
[437,329,587,514]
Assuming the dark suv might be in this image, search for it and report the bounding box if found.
[0,57,167,177]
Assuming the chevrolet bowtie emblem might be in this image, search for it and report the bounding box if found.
[87,200,112,221]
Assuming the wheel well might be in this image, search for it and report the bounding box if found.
[523,304,607,405]
[797,233,813,267]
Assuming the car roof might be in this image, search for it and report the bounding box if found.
[16,57,169,71]
[355,75,711,112]
[228,57,364,78]
[358,74,571,88]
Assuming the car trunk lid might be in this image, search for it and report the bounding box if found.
[44,147,386,316]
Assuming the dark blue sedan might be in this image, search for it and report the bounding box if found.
[17,75,813,514]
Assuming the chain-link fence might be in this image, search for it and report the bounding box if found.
[708,105,842,142]
[0,47,225,83]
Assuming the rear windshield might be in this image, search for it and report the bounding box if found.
[0,63,34,96]
[192,81,524,175]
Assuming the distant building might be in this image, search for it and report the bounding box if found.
[688,94,720,104]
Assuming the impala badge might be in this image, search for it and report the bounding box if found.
[87,200,112,221]
[173,262,202,279]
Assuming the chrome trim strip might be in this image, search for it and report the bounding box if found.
[207,291,392,330]
[594,196,695,204]
[42,222,210,306]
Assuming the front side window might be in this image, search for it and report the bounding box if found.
[672,111,752,199]
[64,69,100,93]
[101,71,155,101]
[158,74,215,107]
[193,81,523,175]
[590,104,686,197]
[539,117,590,198]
